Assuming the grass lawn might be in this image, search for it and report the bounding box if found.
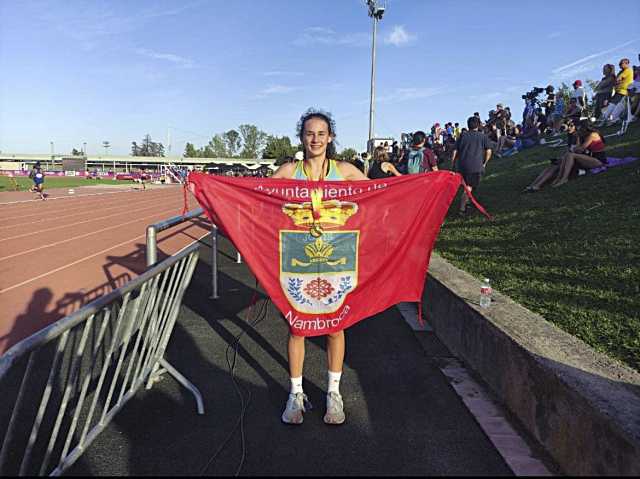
[0,176,134,192]
[437,121,640,372]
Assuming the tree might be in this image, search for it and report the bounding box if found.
[239,124,268,158]
[337,147,358,162]
[207,134,228,158]
[184,142,198,157]
[262,135,296,161]
[132,134,165,157]
[71,148,84,156]
[223,130,241,157]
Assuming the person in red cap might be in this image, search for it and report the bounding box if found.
[570,80,587,109]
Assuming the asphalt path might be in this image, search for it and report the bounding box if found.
[66,236,512,476]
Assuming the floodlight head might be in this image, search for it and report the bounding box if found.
[366,0,385,19]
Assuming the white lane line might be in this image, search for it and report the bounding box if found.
[0,201,178,242]
[0,229,210,295]
[0,192,176,230]
[0,188,171,221]
[0,189,134,206]
[0,233,146,294]
[0,207,181,262]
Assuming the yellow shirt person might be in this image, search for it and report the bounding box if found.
[615,63,633,96]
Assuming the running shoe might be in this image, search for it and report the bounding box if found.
[323,392,345,425]
[281,392,311,425]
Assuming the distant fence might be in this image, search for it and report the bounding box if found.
[0,241,202,476]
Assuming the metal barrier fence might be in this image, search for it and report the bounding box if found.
[0,241,203,476]
[146,207,220,299]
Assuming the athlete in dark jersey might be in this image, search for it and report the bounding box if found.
[30,163,46,200]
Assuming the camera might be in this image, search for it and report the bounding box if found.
[521,87,544,101]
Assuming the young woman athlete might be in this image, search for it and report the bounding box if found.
[272,108,368,425]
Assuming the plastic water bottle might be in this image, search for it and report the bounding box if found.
[480,278,492,308]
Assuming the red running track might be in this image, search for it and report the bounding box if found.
[0,184,210,355]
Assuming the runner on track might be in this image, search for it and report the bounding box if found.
[29,162,46,200]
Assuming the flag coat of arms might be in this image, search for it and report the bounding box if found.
[188,171,466,337]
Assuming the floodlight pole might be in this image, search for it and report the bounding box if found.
[368,5,378,144]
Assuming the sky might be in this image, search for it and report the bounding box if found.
[1,0,639,156]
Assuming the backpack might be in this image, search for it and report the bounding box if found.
[406,147,425,174]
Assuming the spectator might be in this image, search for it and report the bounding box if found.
[570,80,587,109]
[367,149,402,179]
[391,141,401,162]
[432,123,443,144]
[549,91,566,134]
[552,122,607,187]
[451,116,492,215]
[593,64,617,119]
[495,124,521,157]
[405,130,438,174]
[628,66,640,122]
[473,112,483,128]
[523,120,580,192]
[502,117,540,156]
[564,97,583,123]
[373,144,388,163]
[599,58,634,124]
[446,122,454,138]
[354,152,366,173]
[453,122,461,140]
[543,85,556,118]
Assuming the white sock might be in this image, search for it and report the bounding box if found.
[290,376,303,395]
[327,370,342,394]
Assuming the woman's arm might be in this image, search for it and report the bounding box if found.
[271,162,297,179]
[578,133,598,151]
[381,162,403,176]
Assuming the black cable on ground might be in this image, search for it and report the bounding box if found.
[199,291,270,476]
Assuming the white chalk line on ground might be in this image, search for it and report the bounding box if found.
[0,234,146,294]
[0,206,181,262]
[0,197,178,230]
[0,200,184,242]
[0,187,173,220]
[0,230,210,295]
[0,188,136,206]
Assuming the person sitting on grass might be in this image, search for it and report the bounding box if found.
[495,124,521,157]
[551,122,607,187]
[501,117,540,157]
[564,97,583,123]
[523,120,580,192]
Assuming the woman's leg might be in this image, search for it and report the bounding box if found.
[288,334,305,378]
[552,152,575,186]
[553,153,603,186]
[529,165,559,190]
[326,331,345,374]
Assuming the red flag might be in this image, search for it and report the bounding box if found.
[189,171,466,337]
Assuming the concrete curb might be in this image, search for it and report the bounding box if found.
[424,253,640,476]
